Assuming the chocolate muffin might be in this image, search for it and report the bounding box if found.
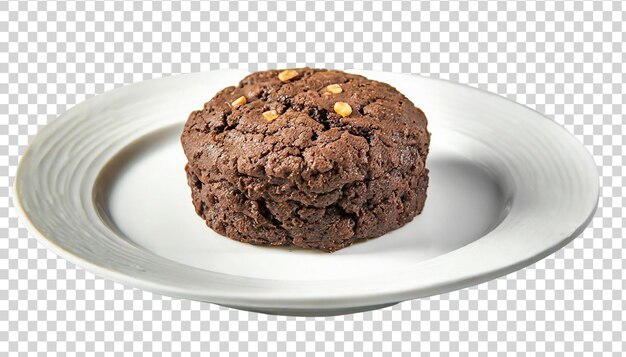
[181,68,430,252]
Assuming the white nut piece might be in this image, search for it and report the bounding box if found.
[231,96,246,108]
[333,102,352,117]
[262,109,279,122]
[278,69,299,82]
[326,84,343,94]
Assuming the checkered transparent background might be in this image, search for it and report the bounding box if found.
[1,0,624,355]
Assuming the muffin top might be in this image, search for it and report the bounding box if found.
[181,68,429,197]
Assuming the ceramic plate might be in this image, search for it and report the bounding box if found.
[13,69,598,316]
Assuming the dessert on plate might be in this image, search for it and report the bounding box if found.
[181,68,430,252]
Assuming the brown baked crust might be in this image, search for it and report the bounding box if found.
[181,68,430,252]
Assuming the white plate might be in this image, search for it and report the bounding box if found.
[14,69,598,316]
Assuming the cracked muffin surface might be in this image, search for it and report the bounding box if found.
[181,68,430,252]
